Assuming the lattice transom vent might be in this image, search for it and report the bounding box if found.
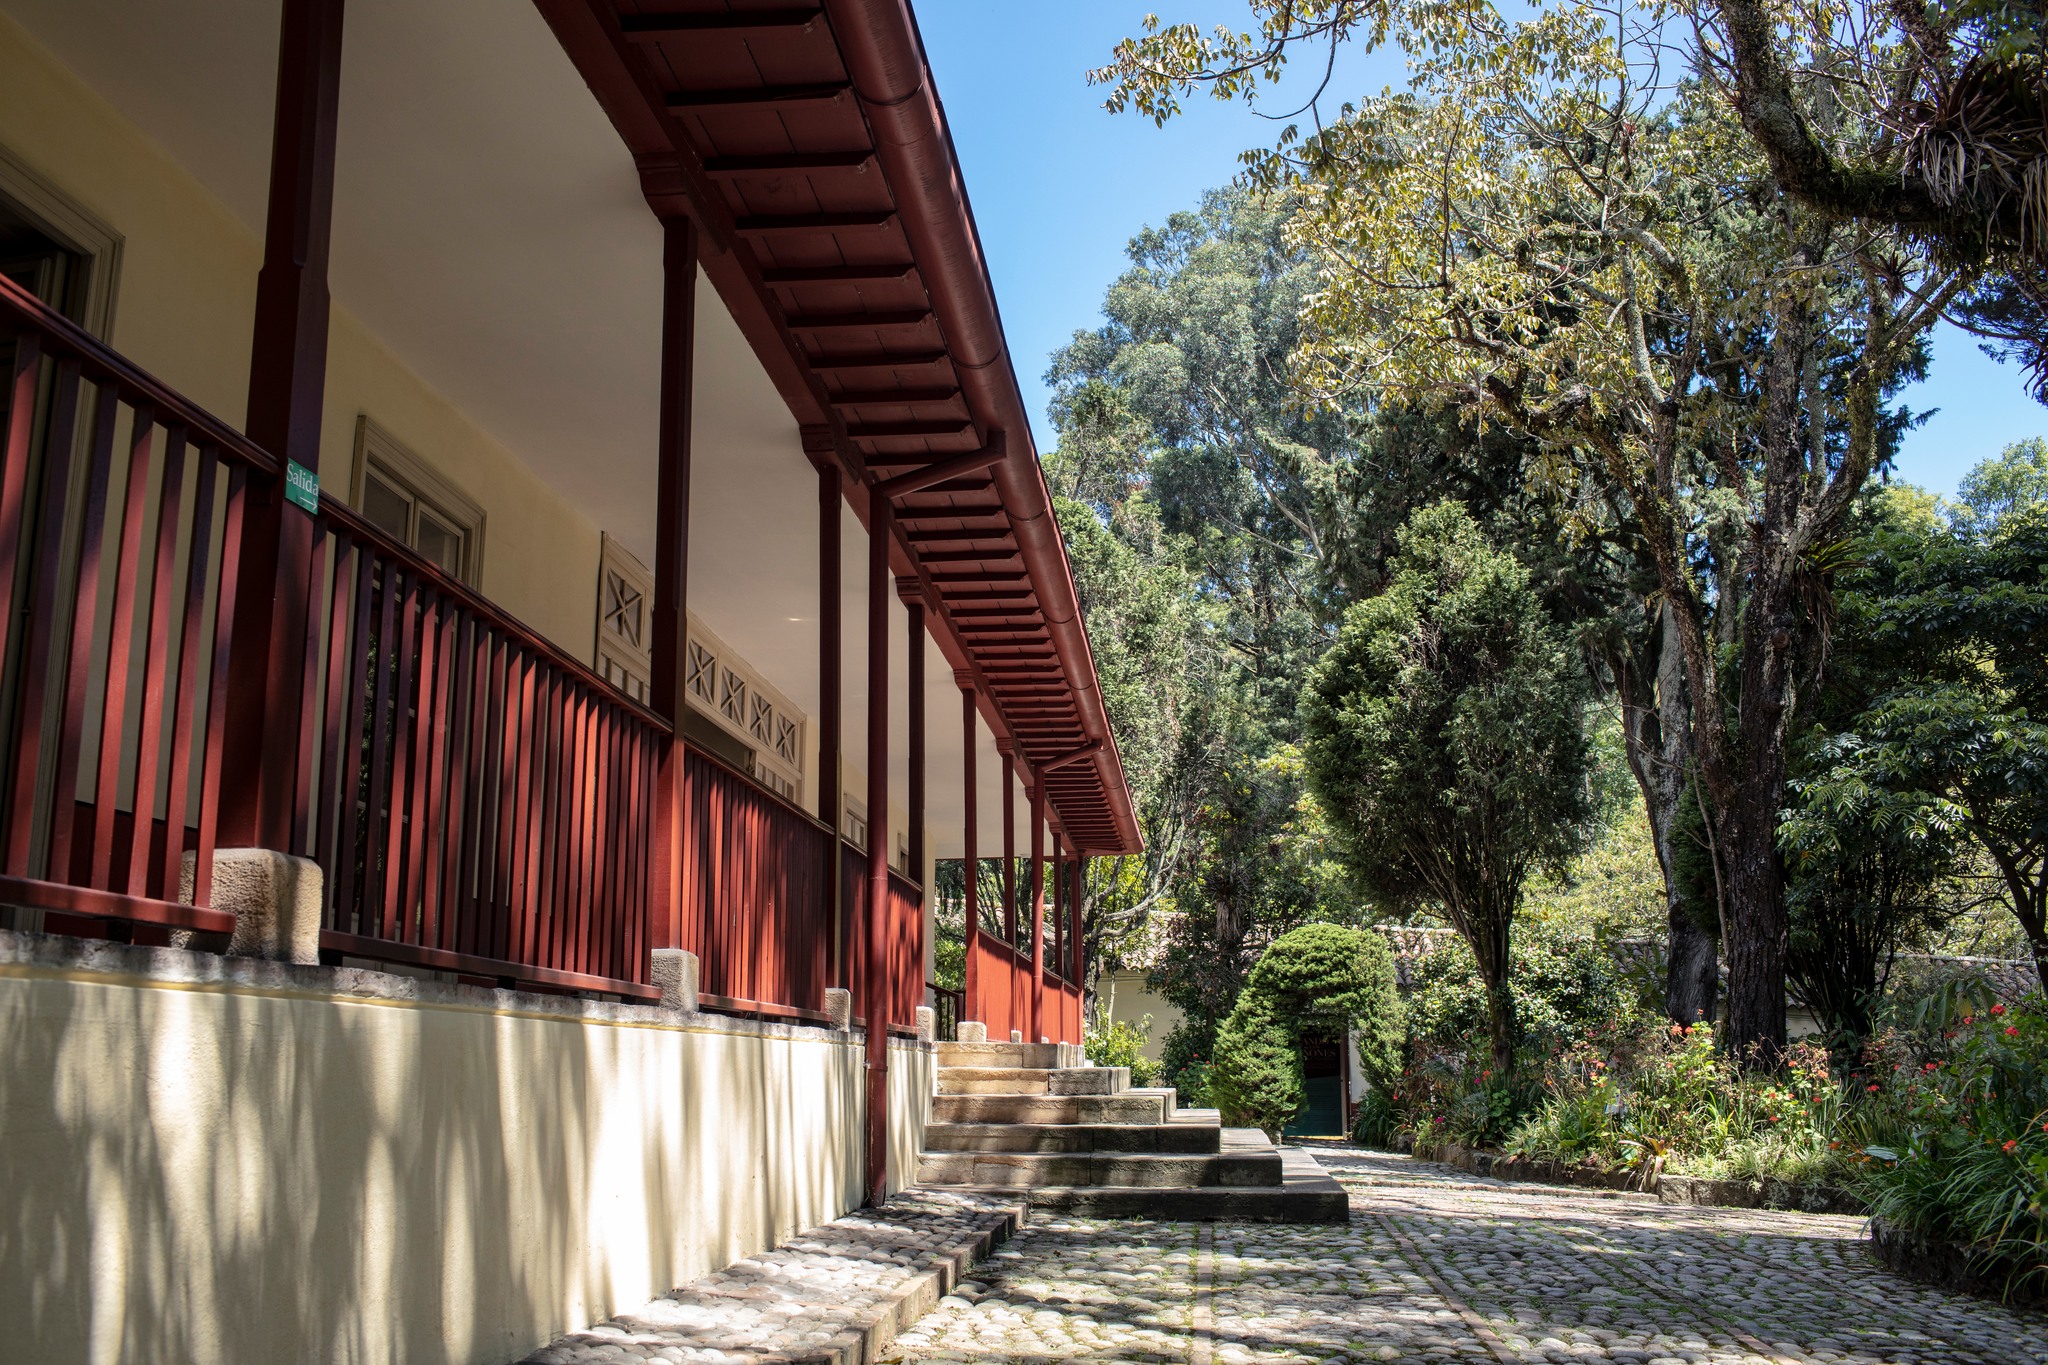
[720,667,749,726]
[604,570,643,649]
[685,613,807,802]
[686,639,716,702]
[596,533,654,705]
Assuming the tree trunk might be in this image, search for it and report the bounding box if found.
[1718,754,1791,1064]
[1998,866,2048,996]
[1620,603,1719,1026]
[1667,916,1719,1027]
[1482,974,1516,1083]
[1466,898,1517,1083]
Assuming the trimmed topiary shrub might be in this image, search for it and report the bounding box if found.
[1209,996,1301,1135]
[1209,923,1406,1138]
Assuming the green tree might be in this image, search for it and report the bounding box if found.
[1405,922,1649,1055]
[1957,437,2048,533]
[1050,187,1688,1038]
[1795,470,2048,991]
[1693,0,2048,395]
[1301,503,1596,1079]
[1099,0,1958,1059]
[1210,996,1302,1137]
[1055,488,1235,1010]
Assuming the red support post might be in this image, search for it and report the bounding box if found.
[809,432,843,984]
[218,0,345,852]
[899,579,925,878]
[864,494,892,1206]
[1028,778,1044,1042]
[1071,854,1086,1012]
[1050,830,1064,990]
[649,216,697,954]
[958,673,978,1024]
[999,741,1015,944]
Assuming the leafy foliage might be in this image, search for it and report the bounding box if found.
[1863,997,2048,1299]
[1792,467,2048,993]
[1083,1014,1162,1088]
[1099,0,1957,1061]
[1302,502,1595,1077]
[1406,923,1651,1057]
[1504,1023,1852,1185]
[1210,994,1304,1137]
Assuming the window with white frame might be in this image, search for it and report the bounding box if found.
[351,416,485,586]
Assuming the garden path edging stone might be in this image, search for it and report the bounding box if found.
[1868,1216,2048,1311]
[1419,1138,1868,1215]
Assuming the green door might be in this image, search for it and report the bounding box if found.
[1284,1034,1345,1137]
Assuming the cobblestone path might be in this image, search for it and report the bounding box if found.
[887,1148,2048,1365]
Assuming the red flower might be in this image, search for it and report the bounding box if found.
[2008,1026,2021,1037]
[2004,1139,2019,1153]
[1991,1004,2006,1016]
[1868,1083,1881,1092]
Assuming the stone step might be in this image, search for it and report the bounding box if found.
[923,1121,1222,1154]
[932,1092,1170,1125]
[1013,1146,1350,1224]
[1131,1086,1180,1120]
[1018,1180,1349,1224]
[917,1150,1281,1189]
[937,1069,1050,1096]
[936,1041,1074,1069]
[513,1189,1027,1364]
[934,1066,1130,1097]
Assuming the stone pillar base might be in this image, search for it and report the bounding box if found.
[181,849,322,964]
[824,987,853,1031]
[1009,1029,1023,1043]
[957,1020,987,1043]
[914,1005,935,1043]
[651,949,699,1011]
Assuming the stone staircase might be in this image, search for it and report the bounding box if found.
[914,1040,1347,1223]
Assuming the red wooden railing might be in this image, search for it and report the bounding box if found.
[0,277,949,1023]
[0,276,252,936]
[963,939,1082,1046]
[967,933,1031,1042]
[840,842,925,1031]
[682,746,832,1018]
[291,502,664,999]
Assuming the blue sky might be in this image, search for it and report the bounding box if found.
[915,1,2047,498]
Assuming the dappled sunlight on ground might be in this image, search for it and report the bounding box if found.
[887,1147,2048,1365]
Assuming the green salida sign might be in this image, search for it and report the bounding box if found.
[284,460,319,515]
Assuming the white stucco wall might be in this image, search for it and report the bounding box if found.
[1100,970,1181,1064]
[0,931,934,1365]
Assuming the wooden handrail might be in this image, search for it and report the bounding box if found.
[0,275,281,476]
[687,733,831,837]
[314,497,672,737]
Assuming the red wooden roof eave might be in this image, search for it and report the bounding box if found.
[533,0,1141,854]
[818,0,1139,853]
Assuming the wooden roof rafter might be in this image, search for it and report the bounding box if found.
[538,0,1139,853]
